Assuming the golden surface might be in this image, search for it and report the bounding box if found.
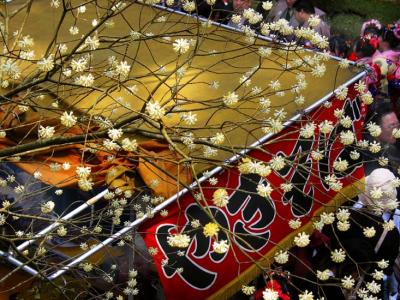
[3,0,362,169]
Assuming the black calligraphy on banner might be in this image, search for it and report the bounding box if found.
[276,98,363,217]
[154,97,363,291]
[155,173,276,290]
[277,135,315,217]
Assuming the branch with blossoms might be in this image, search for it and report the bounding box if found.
[0,0,397,299]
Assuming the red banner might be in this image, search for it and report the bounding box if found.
[139,86,366,299]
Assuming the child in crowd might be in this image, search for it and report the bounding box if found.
[372,24,400,114]
[348,37,381,97]
[328,35,350,58]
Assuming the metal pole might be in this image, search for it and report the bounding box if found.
[0,249,39,276]
[15,189,109,252]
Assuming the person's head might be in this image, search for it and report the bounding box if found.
[293,0,315,24]
[286,0,297,8]
[360,168,397,213]
[353,37,377,59]
[379,27,400,51]
[232,0,251,12]
[369,102,400,144]
[329,35,350,58]
[361,19,382,39]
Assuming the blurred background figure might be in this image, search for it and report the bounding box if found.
[258,0,326,28]
[225,0,253,27]
[293,0,330,38]
[363,102,400,176]
[328,35,351,58]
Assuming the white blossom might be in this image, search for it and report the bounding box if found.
[50,0,60,8]
[212,189,229,207]
[258,47,272,57]
[122,138,138,151]
[231,14,242,25]
[213,240,229,254]
[299,290,314,300]
[340,116,352,128]
[294,232,310,247]
[269,80,281,91]
[60,111,77,127]
[172,38,190,54]
[167,233,191,248]
[269,155,285,171]
[274,250,289,264]
[242,285,256,295]
[41,201,55,214]
[331,248,346,263]
[311,64,326,77]
[210,132,225,145]
[84,35,100,50]
[335,86,348,100]
[300,123,316,138]
[78,177,94,191]
[182,1,196,12]
[14,185,25,194]
[350,150,360,160]
[257,183,273,198]
[76,166,91,178]
[262,288,279,300]
[319,120,334,134]
[372,269,384,281]
[355,80,367,93]
[262,1,273,10]
[57,226,67,236]
[81,262,93,272]
[361,91,374,105]
[317,269,331,281]
[363,226,376,238]
[146,101,165,120]
[38,125,55,139]
[71,57,88,72]
[333,158,348,172]
[223,91,239,106]
[341,275,355,289]
[75,73,94,87]
[339,59,350,69]
[320,212,335,224]
[336,208,350,221]
[181,112,198,125]
[37,54,54,72]
[289,219,302,229]
[377,259,389,269]
[383,220,395,231]
[369,141,381,153]
[367,122,382,137]
[366,280,381,294]
[311,150,324,161]
[340,130,355,145]
[308,15,320,28]
[108,128,123,141]
[69,26,79,35]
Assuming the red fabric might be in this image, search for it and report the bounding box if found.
[348,52,358,62]
[254,279,290,300]
[369,37,379,49]
[139,86,366,299]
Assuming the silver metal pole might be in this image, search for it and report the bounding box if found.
[0,249,39,276]
[16,189,109,252]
